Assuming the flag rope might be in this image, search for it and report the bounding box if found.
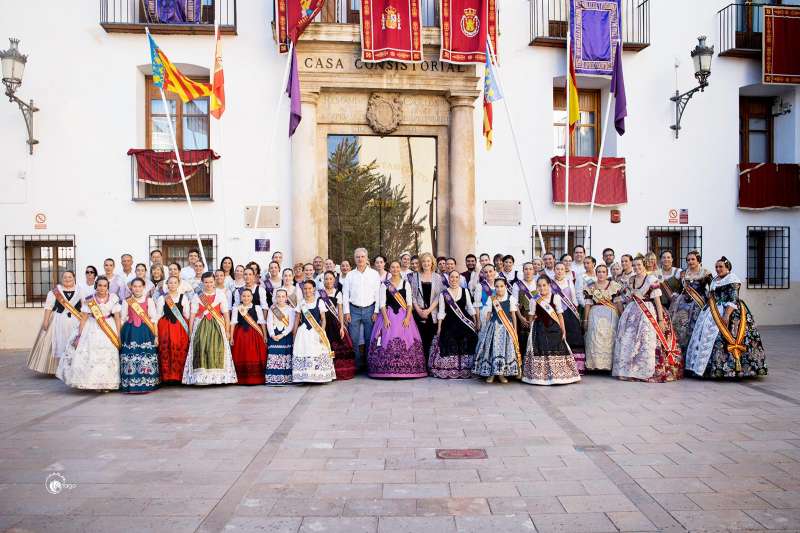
[485,37,547,256]
[587,94,614,229]
[565,22,571,253]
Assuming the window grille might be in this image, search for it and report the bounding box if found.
[646,226,703,270]
[148,234,217,270]
[5,235,76,308]
[747,226,790,289]
[531,225,591,259]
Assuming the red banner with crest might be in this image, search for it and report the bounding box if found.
[277,0,326,53]
[440,0,497,64]
[360,0,423,63]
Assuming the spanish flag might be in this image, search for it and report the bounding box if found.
[567,35,580,133]
[148,34,213,104]
[210,29,225,119]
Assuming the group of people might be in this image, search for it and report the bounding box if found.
[26,244,767,393]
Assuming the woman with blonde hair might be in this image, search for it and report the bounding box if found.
[410,252,442,362]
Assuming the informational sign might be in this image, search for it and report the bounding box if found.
[255,239,271,252]
[483,200,522,226]
[244,206,280,229]
[679,209,689,224]
[34,213,47,230]
[668,209,679,224]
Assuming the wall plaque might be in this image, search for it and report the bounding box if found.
[244,205,280,229]
[483,200,521,226]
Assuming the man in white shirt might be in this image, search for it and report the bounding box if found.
[342,248,380,370]
[180,249,201,280]
[119,253,136,283]
[572,245,587,278]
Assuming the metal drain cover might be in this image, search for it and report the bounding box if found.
[436,448,488,459]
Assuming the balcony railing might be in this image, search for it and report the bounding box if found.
[718,2,767,58]
[530,0,650,51]
[129,149,215,201]
[316,0,440,27]
[100,0,237,35]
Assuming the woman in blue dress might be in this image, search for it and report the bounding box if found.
[265,288,295,385]
[685,257,767,379]
[119,277,161,393]
[472,278,520,383]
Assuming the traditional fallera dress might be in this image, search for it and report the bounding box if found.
[231,303,267,385]
[583,280,622,371]
[429,287,478,379]
[319,289,356,380]
[56,294,121,390]
[685,273,767,378]
[156,292,190,383]
[368,279,427,378]
[183,289,238,385]
[670,268,711,354]
[293,298,336,383]
[472,293,521,378]
[612,275,683,382]
[512,279,538,354]
[550,277,586,373]
[523,293,581,385]
[28,285,83,375]
[265,304,295,385]
[411,272,443,363]
[119,295,161,393]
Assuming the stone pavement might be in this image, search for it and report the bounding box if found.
[1,326,799,533]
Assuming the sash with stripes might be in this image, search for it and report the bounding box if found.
[491,296,521,374]
[264,277,274,292]
[682,281,706,309]
[514,279,537,302]
[301,303,334,357]
[442,289,476,333]
[127,297,157,336]
[237,305,262,333]
[270,304,291,329]
[384,279,408,310]
[533,294,562,325]
[165,294,189,336]
[198,293,227,330]
[586,282,618,314]
[318,289,341,324]
[632,295,679,365]
[53,287,85,320]
[549,280,580,320]
[708,295,748,372]
[86,297,121,349]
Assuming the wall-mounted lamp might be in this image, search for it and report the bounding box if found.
[1,38,38,154]
[670,36,714,139]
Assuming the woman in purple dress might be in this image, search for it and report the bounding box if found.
[367,261,427,378]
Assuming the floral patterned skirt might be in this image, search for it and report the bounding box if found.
[522,319,580,385]
[293,326,335,383]
[428,318,477,379]
[266,331,293,385]
[232,325,267,385]
[120,323,160,393]
[584,305,618,371]
[157,318,189,383]
[472,320,520,378]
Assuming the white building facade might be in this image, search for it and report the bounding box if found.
[1,0,798,349]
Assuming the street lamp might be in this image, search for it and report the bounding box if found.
[1,38,39,154]
[670,35,714,139]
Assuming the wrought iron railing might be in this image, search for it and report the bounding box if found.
[530,0,650,50]
[100,0,237,33]
[718,2,767,57]
[316,0,440,27]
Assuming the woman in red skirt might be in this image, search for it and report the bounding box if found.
[320,271,356,380]
[230,288,267,384]
[156,276,191,383]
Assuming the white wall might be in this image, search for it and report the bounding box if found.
[1,0,798,349]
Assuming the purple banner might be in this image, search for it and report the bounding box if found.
[570,0,621,77]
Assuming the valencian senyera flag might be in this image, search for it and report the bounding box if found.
[360,0,423,63]
[570,0,627,134]
[483,44,502,150]
[440,0,497,64]
[276,0,326,53]
[210,29,225,119]
[148,34,214,104]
